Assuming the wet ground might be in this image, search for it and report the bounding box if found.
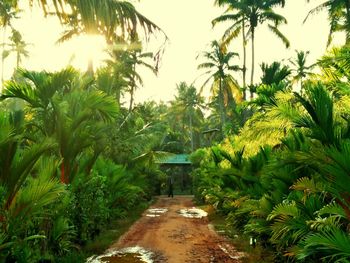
[87,196,244,263]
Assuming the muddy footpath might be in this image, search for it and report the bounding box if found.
[87,196,245,263]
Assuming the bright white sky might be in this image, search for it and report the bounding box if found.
[1,0,345,103]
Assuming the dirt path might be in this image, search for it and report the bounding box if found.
[108,195,243,263]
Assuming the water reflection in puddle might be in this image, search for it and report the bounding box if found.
[100,253,144,263]
[219,244,247,260]
[178,208,208,218]
[145,208,168,217]
[86,246,153,263]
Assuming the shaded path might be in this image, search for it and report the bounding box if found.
[109,195,243,263]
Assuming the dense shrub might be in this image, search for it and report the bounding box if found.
[192,84,350,262]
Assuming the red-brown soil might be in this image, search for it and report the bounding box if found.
[109,195,243,263]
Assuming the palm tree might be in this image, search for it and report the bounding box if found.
[213,0,249,100]
[197,40,242,137]
[127,42,157,113]
[213,0,289,87]
[0,1,17,27]
[260,61,291,85]
[305,0,350,45]
[0,0,18,85]
[0,111,56,209]
[249,61,291,106]
[171,82,205,152]
[289,50,315,93]
[3,28,30,69]
[316,45,350,87]
[104,46,132,105]
[245,0,289,86]
[105,39,157,112]
[1,68,119,184]
[30,0,166,44]
[96,66,126,106]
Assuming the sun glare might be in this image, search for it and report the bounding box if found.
[66,35,108,72]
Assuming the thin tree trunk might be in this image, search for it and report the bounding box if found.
[219,77,226,137]
[115,88,121,106]
[1,26,7,90]
[87,58,94,75]
[189,111,194,152]
[128,85,134,113]
[242,19,247,101]
[250,27,255,100]
[60,163,66,184]
[16,51,19,69]
[129,57,136,113]
[5,192,15,210]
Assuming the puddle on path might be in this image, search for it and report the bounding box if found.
[219,244,247,260]
[86,246,153,263]
[178,207,208,218]
[145,208,168,217]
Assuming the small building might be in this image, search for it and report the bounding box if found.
[159,154,191,165]
[157,154,192,194]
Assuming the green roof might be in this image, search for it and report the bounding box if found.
[159,154,191,164]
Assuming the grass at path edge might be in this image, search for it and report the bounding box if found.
[57,199,154,263]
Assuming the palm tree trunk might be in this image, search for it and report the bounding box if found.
[5,192,16,210]
[128,85,134,113]
[16,51,19,69]
[219,77,225,137]
[242,19,247,101]
[115,88,121,106]
[87,58,94,75]
[129,60,136,113]
[60,163,66,184]
[250,27,255,100]
[189,111,194,152]
[1,26,7,90]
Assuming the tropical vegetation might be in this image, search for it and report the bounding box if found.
[1,0,350,262]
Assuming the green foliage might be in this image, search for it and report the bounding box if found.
[165,82,205,152]
[5,2,350,262]
[193,79,350,262]
[29,0,166,45]
[198,40,242,137]
[0,64,166,261]
[260,61,291,85]
[297,228,350,262]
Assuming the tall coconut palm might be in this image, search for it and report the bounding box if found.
[305,0,350,46]
[289,50,315,93]
[106,39,157,113]
[127,45,157,113]
[244,0,289,86]
[3,28,30,69]
[171,82,205,152]
[213,0,249,100]
[104,45,132,105]
[213,0,289,88]
[198,40,242,137]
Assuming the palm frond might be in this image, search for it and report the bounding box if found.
[268,24,290,48]
[297,228,350,262]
